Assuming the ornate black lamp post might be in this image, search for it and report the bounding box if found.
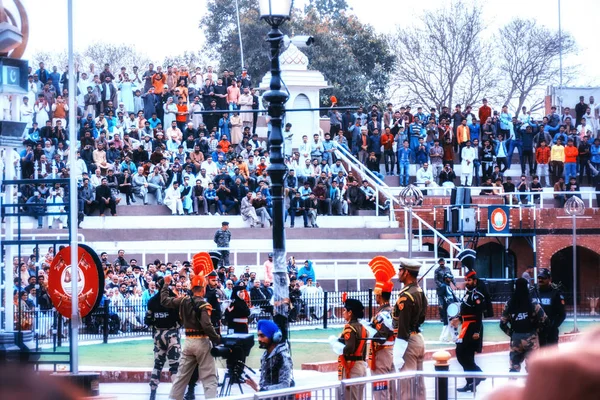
[259,0,293,339]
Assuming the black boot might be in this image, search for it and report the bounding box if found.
[184,384,196,400]
[457,383,474,392]
[149,389,156,400]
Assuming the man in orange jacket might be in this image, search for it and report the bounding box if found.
[564,139,579,182]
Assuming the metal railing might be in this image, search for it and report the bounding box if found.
[391,185,600,209]
[331,142,463,263]
[219,370,529,400]
[332,142,400,220]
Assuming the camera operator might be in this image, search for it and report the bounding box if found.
[160,274,220,399]
[245,320,294,393]
[145,278,181,400]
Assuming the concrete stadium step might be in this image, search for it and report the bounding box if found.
[78,227,401,242]
[77,215,397,230]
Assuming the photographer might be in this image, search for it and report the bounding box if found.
[160,274,220,400]
[245,320,294,393]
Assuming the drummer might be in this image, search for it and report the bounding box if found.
[437,272,459,342]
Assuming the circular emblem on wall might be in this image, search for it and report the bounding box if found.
[48,244,104,318]
[490,208,508,232]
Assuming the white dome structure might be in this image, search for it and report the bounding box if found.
[260,43,330,150]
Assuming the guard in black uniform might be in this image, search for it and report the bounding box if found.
[454,270,486,393]
[224,286,251,333]
[531,268,566,347]
[145,278,181,400]
[205,270,224,331]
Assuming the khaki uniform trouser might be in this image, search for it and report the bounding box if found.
[343,360,367,400]
[169,338,217,400]
[400,333,426,400]
[372,347,396,400]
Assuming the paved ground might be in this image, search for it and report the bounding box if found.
[99,350,524,399]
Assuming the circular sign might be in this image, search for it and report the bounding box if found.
[490,207,508,232]
[48,244,104,318]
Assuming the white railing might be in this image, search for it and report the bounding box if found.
[90,245,456,289]
[221,370,528,400]
[393,185,599,209]
[332,143,401,221]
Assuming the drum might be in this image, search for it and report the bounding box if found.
[447,302,460,318]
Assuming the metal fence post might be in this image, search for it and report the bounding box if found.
[368,289,373,320]
[103,302,109,344]
[57,315,63,347]
[433,350,451,400]
[323,291,328,330]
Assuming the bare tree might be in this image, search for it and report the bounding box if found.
[83,42,151,71]
[498,18,576,117]
[163,51,213,71]
[388,0,498,110]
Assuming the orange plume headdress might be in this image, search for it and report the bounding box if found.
[190,252,213,288]
[369,256,395,294]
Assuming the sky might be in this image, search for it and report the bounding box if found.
[8,0,600,86]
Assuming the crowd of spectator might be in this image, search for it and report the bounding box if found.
[9,246,325,335]
[10,61,600,227]
[328,97,600,200]
[13,62,391,227]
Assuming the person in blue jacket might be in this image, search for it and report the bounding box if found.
[297,260,316,284]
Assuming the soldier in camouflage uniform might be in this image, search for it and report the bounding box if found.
[500,278,548,372]
[213,221,231,267]
[145,279,181,400]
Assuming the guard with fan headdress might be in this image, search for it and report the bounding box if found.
[146,277,181,400]
[367,256,396,400]
[160,252,221,400]
[224,285,251,334]
[392,258,427,400]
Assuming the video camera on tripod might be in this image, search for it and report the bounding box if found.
[210,334,255,397]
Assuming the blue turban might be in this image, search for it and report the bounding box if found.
[257,320,280,340]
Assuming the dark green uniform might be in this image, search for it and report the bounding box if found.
[146,291,181,390]
[499,301,547,372]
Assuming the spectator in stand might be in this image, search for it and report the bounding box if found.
[535,140,551,187]
[591,138,600,172]
[553,177,566,208]
[478,99,492,129]
[563,139,579,183]
[460,140,476,187]
[575,96,588,125]
[297,260,316,285]
[577,135,592,185]
[429,139,444,183]
[398,140,412,186]
[439,163,456,187]
[263,253,274,283]
[550,138,565,185]
[416,162,439,190]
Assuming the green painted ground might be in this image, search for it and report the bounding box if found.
[51,320,598,370]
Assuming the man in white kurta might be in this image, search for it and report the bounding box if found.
[460,141,477,187]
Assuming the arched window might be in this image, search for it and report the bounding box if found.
[475,243,516,279]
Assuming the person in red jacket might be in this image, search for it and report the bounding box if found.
[563,139,579,183]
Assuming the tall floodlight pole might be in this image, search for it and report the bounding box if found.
[564,196,585,333]
[235,0,245,69]
[67,0,80,373]
[258,0,293,340]
[558,0,563,111]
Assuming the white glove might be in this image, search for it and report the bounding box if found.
[328,335,345,355]
[359,319,377,338]
[393,338,408,371]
